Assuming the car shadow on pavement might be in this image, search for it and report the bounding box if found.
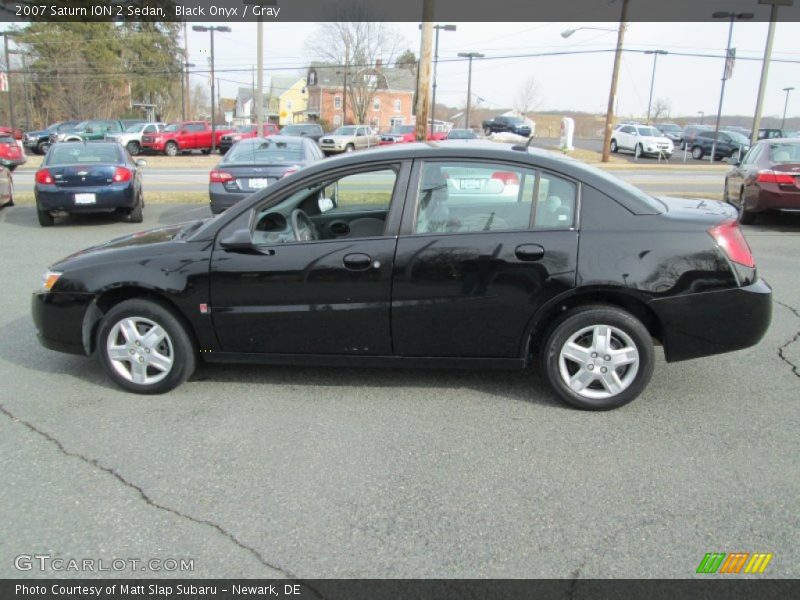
[0,205,131,230]
[745,210,800,232]
[2,314,564,409]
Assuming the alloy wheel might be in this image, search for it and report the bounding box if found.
[106,316,174,385]
[558,324,640,400]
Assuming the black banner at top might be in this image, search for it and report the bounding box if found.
[2,0,800,23]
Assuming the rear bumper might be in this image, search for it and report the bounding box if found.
[751,185,800,212]
[36,185,136,212]
[32,291,95,356]
[649,278,772,362]
[0,156,26,168]
[210,187,249,213]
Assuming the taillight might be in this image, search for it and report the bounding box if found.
[491,171,520,185]
[756,170,796,185]
[282,166,300,178]
[210,170,234,183]
[707,219,755,268]
[35,169,53,184]
[112,167,132,182]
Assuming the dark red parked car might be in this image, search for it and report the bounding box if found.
[0,131,26,171]
[218,123,281,154]
[724,138,800,224]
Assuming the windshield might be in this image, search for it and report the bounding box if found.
[727,132,749,144]
[505,117,524,125]
[281,125,315,135]
[235,125,255,133]
[124,123,144,133]
[333,126,357,135]
[659,124,680,132]
[162,123,180,133]
[73,121,90,130]
[768,142,800,163]
[224,139,304,163]
[637,127,661,137]
[47,144,121,165]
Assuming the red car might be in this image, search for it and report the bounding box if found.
[0,131,26,171]
[218,123,281,154]
[724,137,800,224]
[140,121,234,156]
[0,126,24,141]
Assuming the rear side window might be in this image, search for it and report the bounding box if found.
[534,173,577,229]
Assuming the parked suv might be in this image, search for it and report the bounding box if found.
[24,121,79,155]
[106,122,165,156]
[680,124,712,150]
[318,125,381,155]
[140,121,234,156]
[656,123,683,144]
[610,124,673,158]
[277,123,325,143]
[482,115,532,137]
[689,130,750,162]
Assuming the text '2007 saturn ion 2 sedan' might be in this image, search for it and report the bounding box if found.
[31,142,772,410]
[34,141,147,227]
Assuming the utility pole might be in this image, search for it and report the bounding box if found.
[192,25,231,154]
[645,50,667,124]
[343,38,349,126]
[782,87,795,130]
[422,23,456,135]
[601,0,628,163]
[1,32,14,131]
[256,18,264,133]
[183,22,190,121]
[751,0,792,146]
[415,1,434,141]
[8,48,29,129]
[458,52,484,129]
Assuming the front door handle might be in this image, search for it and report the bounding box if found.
[343,253,372,270]
[515,244,545,262]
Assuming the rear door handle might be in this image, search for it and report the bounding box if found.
[343,253,373,270]
[515,244,545,262]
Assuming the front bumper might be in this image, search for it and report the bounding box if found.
[36,185,136,212]
[649,278,772,362]
[32,291,95,356]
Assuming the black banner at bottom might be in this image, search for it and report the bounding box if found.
[3,579,800,600]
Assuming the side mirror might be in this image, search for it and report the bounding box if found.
[135,159,147,167]
[220,228,256,253]
[318,197,335,212]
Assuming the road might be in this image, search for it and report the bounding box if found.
[0,203,798,579]
[12,164,728,196]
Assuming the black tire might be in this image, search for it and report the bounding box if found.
[164,141,179,157]
[691,146,704,160]
[484,127,492,136]
[345,144,355,153]
[7,164,16,172]
[97,298,196,394]
[124,193,144,223]
[738,188,756,225]
[540,305,655,410]
[126,141,141,156]
[610,139,618,153]
[36,204,54,227]
[36,141,50,155]
[201,148,211,155]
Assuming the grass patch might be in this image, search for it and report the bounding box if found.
[18,152,222,171]
[14,191,207,205]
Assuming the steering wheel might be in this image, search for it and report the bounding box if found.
[290,209,318,242]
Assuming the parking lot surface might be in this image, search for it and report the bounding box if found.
[0,203,798,578]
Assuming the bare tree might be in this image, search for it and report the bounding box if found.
[513,75,542,118]
[306,3,404,125]
[651,97,671,122]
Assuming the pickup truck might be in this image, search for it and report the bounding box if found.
[106,122,166,156]
[318,125,380,155]
[24,121,79,154]
[482,115,532,137]
[50,119,141,145]
[141,121,234,156]
[218,123,281,154]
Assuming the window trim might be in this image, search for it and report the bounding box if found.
[399,158,581,238]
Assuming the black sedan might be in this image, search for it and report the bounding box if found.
[209,136,324,214]
[34,141,146,227]
[32,142,771,410]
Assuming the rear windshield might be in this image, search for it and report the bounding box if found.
[768,142,800,163]
[0,134,15,144]
[224,139,304,163]
[47,144,121,165]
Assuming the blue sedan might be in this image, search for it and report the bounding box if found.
[34,141,146,227]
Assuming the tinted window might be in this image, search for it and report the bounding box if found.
[163,123,180,132]
[188,123,206,132]
[637,127,660,137]
[225,139,304,163]
[47,144,120,165]
[413,162,536,234]
[143,125,156,134]
[768,142,800,163]
[534,173,577,229]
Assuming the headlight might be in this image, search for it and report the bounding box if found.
[232,135,242,140]
[42,270,62,291]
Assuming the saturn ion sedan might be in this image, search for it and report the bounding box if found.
[34,141,146,227]
[32,142,772,410]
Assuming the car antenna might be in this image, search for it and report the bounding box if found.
[511,136,536,152]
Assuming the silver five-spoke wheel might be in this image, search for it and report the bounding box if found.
[106,316,174,385]
[558,324,640,401]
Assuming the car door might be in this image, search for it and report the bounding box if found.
[209,160,410,355]
[617,126,634,150]
[391,159,579,358]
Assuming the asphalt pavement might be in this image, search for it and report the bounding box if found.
[0,203,798,579]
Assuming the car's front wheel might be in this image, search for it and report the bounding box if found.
[126,141,140,156]
[541,305,655,410]
[164,142,178,157]
[691,146,704,160]
[610,139,618,153]
[97,299,196,394]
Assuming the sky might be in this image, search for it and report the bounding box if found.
[185,20,800,122]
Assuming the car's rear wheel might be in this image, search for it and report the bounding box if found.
[36,204,54,227]
[610,139,618,153]
[124,192,144,223]
[36,141,50,155]
[738,188,756,225]
[126,141,140,156]
[97,299,196,394]
[541,305,655,410]
[164,142,178,157]
[691,146,704,160]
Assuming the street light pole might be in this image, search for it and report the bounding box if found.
[457,52,484,130]
[782,87,795,130]
[420,24,455,136]
[192,25,231,154]
[698,111,705,125]
[644,50,667,124]
[710,11,753,162]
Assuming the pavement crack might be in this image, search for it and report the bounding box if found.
[776,300,800,380]
[0,403,322,595]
